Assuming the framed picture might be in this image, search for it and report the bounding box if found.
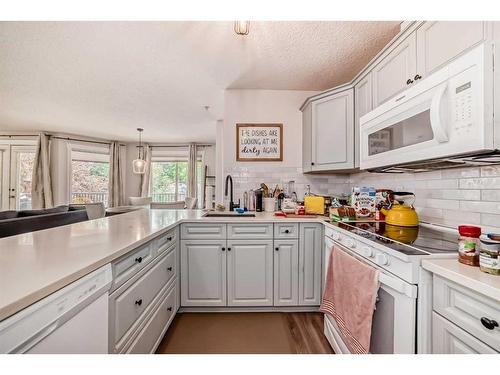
[236,123,283,162]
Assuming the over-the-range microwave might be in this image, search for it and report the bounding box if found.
[360,43,500,173]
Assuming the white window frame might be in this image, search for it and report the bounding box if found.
[0,139,37,211]
[68,142,110,206]
[150,159,188,203]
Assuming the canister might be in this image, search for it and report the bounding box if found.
[479,235,500,275]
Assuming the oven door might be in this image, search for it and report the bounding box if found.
[323,236,417,354]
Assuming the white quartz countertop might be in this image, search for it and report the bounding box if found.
[0,209,325,321]
[422,258,500,302]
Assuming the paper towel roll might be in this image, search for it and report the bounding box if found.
[205,186,214,210]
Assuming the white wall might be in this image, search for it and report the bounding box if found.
[219,89,342,205]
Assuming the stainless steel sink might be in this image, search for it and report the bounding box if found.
[203,212,256,218]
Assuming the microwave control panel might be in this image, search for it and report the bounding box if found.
[452,80,473,133]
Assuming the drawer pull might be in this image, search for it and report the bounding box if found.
[480,317,499,330]
[135,299,143,306]
[167,236,172,241]
[167,307,173,312]
[167,266,173,272]
[284,229,290,234]
[275,247,279,251]
[135,256,143,264]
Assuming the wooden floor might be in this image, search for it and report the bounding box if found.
[156,312,334,354]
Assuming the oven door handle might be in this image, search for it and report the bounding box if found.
[326,238,417,299]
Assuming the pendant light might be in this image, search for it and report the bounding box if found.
[234,21,250,35]
[132,128,146,174]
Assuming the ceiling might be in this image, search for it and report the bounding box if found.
[0,21,400,142]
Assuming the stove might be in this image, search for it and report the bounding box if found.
[322,220,459,354]
[323,220,459,285]
[334,221,459,256]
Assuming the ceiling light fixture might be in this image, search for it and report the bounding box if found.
[132,128,146,174]
[234,21,250,36]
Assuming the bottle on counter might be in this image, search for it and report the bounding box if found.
[458,225,482,266]
[479,235,500,275]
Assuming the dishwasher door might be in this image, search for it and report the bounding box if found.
[0,264,112,354]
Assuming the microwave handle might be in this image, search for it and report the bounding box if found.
[430,83,449,143]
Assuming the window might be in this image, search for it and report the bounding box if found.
[70,148,110,206]
[151,161,187,203]
[15,151,35,210]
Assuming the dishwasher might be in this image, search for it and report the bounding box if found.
[0,264,112,354]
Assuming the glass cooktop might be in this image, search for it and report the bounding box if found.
[329,221,459,256]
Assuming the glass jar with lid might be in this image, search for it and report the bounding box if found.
[458,225,481,266]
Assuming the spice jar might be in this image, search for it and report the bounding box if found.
[458,225,481,266]
[479,235,500,275]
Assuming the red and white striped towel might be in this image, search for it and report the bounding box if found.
[320,245,380,354]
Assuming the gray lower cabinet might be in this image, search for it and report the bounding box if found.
[432,312,496,354]
[274,239,299,306]
[227,240,273,306]
[299,223,323,305]
[180,240,227,307]
[179,223,322,308]
[109,233,178,354]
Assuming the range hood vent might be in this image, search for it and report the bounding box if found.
[368,150,500,173]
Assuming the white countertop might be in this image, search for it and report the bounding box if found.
[0,209,325,321]
[422,258,500,302]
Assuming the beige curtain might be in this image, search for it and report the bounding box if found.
[108,141,125,207]
[139,144,151,198]
[187,143,197,200]
[31,132,54,209]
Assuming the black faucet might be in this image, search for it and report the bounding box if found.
[225,174,239,211]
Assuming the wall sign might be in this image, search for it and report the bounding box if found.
[236,123,283,162]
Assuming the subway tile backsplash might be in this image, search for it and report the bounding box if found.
[225,165,500,232]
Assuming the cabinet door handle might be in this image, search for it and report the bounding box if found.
[227,247,232,251]
[406,78,414,85]
[275,247,279,251]
[135,256,143,264]
[167,307,173,312]
[135,299,143,306]
[414,74,422,81]
[480,317,499,330]
[311,162,315,166]
[167,236,172,241]
[167,266,173,272]
[222,247,225,251]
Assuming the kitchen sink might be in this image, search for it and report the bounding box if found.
[203,212,256,218]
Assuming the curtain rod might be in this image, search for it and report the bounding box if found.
[0,134,126,147]
[151,144,213,148]
[49,136,126,147]
[0,134,38,138]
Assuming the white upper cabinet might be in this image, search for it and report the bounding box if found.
[416,21,486,78]
[310,88,354,171]
[372,33,417,106]
[354,72,372,168]
[302,102,313,173]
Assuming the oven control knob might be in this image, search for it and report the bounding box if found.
[375,253,389,266]
[362,247,374,257]
[345,239,356,248]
